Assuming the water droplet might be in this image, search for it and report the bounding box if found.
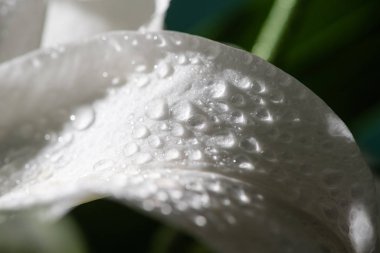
[157,62,173,78]
[230,111,246,125]
[251,108,273,122]
[70,107,96,131]
[153,35,167,47]
[238,190,251,204]
[240,137,261,153]
[171,123,187,137]
[208,81,229,99]
[176,54,188,65]
[134,153,152,164]
[230,94,245,106]
[93,160,115,172]
[123,143,139,157]
[209,102,229,113]
[165,149,182,161]
[148,136,163,148]
[235,77,252,90]
[239,161,254,170]
[194,215,207,227]
[133,126,150,139]
[132,75,150,88]
[172,102,193,122]
[145,99,169,120]
[187,115,208,131]
[189,150,203,161]
[209,132,237,149]
[268,89,285,103]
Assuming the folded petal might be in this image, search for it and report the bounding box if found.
[0,31,377,253]
[42,0,170,47]
[0,0,46,62]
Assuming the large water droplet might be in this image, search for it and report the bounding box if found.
[70,107,96,131]
[145,99,169,120]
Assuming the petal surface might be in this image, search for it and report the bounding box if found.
[0,31,377,253]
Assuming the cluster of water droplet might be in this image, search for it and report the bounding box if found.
[0,31,376,252]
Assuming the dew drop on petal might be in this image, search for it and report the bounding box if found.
[133,126,150,139]
[145,99,169,120]
[157,62,173,78]
[209,81,229,99]
[123,143,139,157]
[189,149,203,161]
[93,159,115,172]
[187,115,208,131]
[148,135,163,148]
[165,149,182,161]
[240,137,261,153]
[70,107,96,131]
[209,132,237,149]
[134,153,153,165]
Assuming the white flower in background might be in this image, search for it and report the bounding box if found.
[0,1,378,253]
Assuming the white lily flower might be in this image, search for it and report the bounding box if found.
[0,1,378,253]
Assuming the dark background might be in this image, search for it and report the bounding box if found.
[70,0,380,252]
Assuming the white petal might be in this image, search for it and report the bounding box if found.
[0,31,377,253]
[42,0,170,47]
[0,0,46,63]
